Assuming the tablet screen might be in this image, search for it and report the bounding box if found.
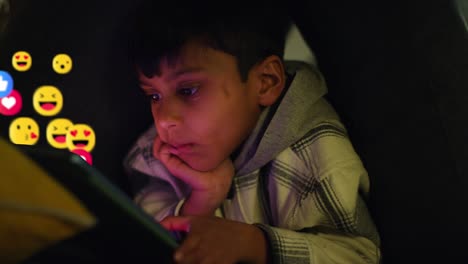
[21,146,177,263]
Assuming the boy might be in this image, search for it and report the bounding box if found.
[125,1,380,263]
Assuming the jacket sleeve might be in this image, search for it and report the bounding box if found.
[132,173,182,221]
[123,128,188,221]
[254,223,380,264]
[255,121,381,263]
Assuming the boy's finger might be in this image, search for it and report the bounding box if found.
[158,150,205,186]
[165,156,198,181]
[155,140,184,172]
[174,235,202,263]
[160,216,191,232]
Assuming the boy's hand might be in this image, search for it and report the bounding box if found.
[153,136,235,216]
[161,215,268,264]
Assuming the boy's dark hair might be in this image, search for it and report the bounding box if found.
[130,0,291,81]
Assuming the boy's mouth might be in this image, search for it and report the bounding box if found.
[168,143,193,154]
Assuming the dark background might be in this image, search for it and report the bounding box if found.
[289,0,468,262]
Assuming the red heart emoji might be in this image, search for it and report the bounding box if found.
[31,132,37,139]
[70,130,77,137]
[84,130,91,137]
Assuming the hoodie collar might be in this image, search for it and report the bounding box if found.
[234,62,336,175]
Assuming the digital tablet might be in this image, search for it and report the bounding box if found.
[19,146,178,263]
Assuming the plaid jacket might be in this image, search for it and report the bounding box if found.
[124,62,381,263]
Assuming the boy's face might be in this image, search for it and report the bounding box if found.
[138,41,262,172]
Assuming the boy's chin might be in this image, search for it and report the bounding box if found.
[186,162,217,172]
[182,156,221,172]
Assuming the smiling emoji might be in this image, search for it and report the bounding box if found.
[46,118,74,149]
[52,53,73,74]
[9,117,39,145]
[66,124,96,152]
[33,85,63,116]
[12,51,32,72]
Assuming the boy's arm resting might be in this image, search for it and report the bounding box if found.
[254,223,379,264]
[124,131,189,220]
[135,186,224,219]
[252,189,380,264]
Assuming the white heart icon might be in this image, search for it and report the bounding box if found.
[1,96,16,109]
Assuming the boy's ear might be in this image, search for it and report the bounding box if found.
[252,55,286,107]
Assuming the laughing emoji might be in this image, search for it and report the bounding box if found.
[66,124,96,152]
[33,85,63,116]
[46,118,74,149]
[12,51,32,72]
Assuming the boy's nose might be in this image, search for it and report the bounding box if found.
[154,100,182,130]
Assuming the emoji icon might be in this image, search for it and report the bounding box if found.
[52,53,73,74]
[0,71,13,98]
[66,124,96,152]
[0,89,22,116]
[9,117,39,145]
[12,51,32,72]
[71,149,93,165]
[33,85,63,116]
[46,118,74,149]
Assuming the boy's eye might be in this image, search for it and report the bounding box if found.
[178,86,199,97]
[149,93,161,102]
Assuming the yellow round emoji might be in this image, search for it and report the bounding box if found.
[12,51,32,72]
[52,53,73,74]
[66,124,96,152]
[46,118,74,149]
[33,85,63,116]
[9,117,39,145]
